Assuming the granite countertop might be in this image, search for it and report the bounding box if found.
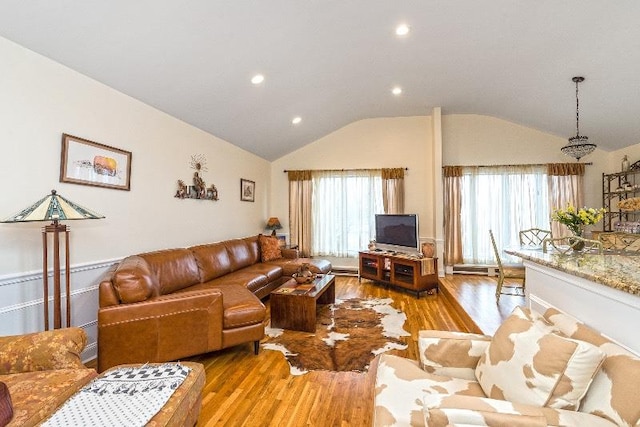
[505,247,640,296]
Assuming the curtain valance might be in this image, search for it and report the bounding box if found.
[442,166,463,177]
[287,170,312,181]
[547,163,585,176]
[381,168,405,179]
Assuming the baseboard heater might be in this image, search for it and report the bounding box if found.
[452,265,499,276]
[331,267,359,277]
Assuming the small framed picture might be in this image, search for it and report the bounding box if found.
[240,178,255,202]
[277,235,286,247]
[60,133,132,191]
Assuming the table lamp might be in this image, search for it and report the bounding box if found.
[265,217,283,236]
[1,189,104,330]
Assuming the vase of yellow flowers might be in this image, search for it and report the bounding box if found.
[551,204,606,251]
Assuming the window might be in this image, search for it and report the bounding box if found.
[460,165,549,264]
[311,170,383,257]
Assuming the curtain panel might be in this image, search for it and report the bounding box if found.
[443,166,463,265]
[288,170,313,257]
[382,168,405,214]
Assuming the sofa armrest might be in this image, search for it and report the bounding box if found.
[423,394,617,427]
[418,330,491,380]
[97,289,224,372]
[281,248,299,259]
[0,328,87,374]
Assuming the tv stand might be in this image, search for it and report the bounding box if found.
[358,251,438,298]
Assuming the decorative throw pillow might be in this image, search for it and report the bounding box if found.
[0,382,12,426]
[475,306,605,410]
[0,328,87,374]
[258,234,282,262]
[544,308,640,426]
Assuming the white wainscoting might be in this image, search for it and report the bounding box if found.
[0,258,120,362]
[524,260,640,356]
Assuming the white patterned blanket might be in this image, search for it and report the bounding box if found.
[43,363,191,427]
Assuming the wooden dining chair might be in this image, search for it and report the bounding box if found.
[489,230,526,302]
[519,228,551,247]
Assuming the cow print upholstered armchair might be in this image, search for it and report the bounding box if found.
[373,306,640,426]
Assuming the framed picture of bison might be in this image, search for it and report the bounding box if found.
[60,133,132,191]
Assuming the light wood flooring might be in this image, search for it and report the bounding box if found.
[186,274,524,426]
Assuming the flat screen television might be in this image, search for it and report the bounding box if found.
[374,214,419,254]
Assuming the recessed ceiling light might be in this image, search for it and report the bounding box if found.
[251,74,265,85]
[392,87,402,96]
[395,24,410,36]
[292,116,302,125]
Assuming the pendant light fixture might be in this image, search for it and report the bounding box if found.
[561,76,596,161]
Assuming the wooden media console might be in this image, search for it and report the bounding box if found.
[358,251,438,297]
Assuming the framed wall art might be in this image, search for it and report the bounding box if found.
[60,133,132,191]
[240,178,255,202]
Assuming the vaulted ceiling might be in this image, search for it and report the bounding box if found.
[1,1,639,160]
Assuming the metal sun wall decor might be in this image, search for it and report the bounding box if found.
[175,154,219,201]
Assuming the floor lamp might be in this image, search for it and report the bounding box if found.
[1,189,104,330]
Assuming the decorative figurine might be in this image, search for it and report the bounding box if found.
[175,180,187,199]
[174,154,219,201]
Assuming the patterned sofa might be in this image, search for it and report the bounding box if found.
[373,306,640,426]
[0,328,205,426]
[98,234,331,372]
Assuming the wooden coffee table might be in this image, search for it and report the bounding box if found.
[270,274,336,332]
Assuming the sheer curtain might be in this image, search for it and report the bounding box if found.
[288,170,313,257]
[547,163,585,238]
[461,165,549,264]
[311,170,383,257]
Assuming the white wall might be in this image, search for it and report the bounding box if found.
[270,116,436,239]
[0,37,270,354]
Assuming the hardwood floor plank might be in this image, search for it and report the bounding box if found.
[187,274,509,426]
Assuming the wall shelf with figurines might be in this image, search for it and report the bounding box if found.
[174,154,219,201]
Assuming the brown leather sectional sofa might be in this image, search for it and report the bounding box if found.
[97,235,331,372]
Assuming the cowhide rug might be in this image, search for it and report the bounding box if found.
[262,297,410,375]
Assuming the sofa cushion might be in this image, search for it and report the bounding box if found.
[475,307,605,410]
[112,256,158,303]
[374,353,485,427]
[210,284,266,329]
[224,239,256,271]
[544,308,640,427]
[2,368,97,426]
[240,263,283,282]
[243,235,262,263]
[0,328,87,375]
[139,249,201,294]
[207,271,270,294]
[190,242,232,282]
[258,234,282,262]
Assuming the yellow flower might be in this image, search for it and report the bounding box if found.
[551,204,606,235]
